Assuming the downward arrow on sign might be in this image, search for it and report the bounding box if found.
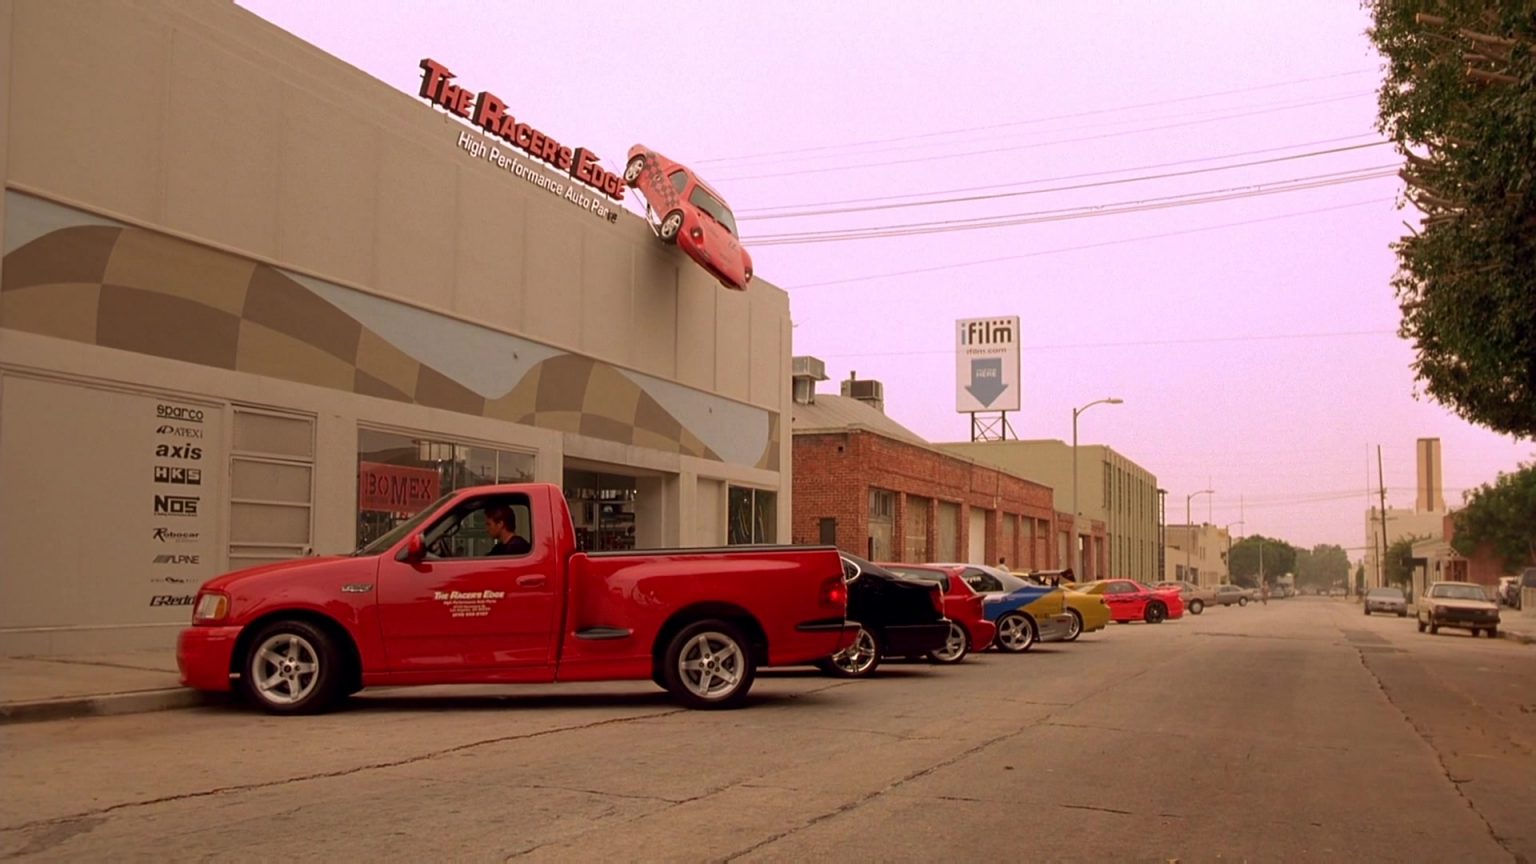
[967,357,1007,407]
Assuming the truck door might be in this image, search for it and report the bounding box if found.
[377,492,559,673]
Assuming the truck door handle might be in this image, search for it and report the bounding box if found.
[516,574,546,588]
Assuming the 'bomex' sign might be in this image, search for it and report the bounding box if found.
[417,59,626,203]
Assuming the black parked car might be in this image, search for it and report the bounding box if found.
[818,554,950,678]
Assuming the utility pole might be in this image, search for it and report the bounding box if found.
[1377,445,1389,592]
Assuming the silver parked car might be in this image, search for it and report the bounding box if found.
[1363,586,1407,617]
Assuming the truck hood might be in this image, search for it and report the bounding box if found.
[199,555,369,594]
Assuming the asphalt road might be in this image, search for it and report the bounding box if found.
[2,598,1532,863]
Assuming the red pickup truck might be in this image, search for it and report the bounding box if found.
[177,483,856,714]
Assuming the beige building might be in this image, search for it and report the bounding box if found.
[938,440,1158,581]
[0,1,791,654]
[1364,439,1450,593]
[1163,523,1232,587]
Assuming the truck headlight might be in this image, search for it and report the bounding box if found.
[1433,605,1446,616]
[194,592,229,623]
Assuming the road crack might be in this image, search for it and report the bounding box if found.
[1352,646,1523,863]
[0,708,686,834]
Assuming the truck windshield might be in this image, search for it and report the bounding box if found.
[353,493,453,556]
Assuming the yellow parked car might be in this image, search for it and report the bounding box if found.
[1013,570,1111,640]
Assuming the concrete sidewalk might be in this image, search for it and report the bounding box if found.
[0,649,215,724]
[1501,614,1536,645]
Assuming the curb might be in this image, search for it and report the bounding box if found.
[1499,629,1536,646]
[0,687,222,725]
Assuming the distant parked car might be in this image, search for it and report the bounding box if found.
[1363,586,1408,617]
[1076,579,1185,624]
[935,564,1077,652]
[818,554,950,677]
[1417,581,1500,638]
[624,145,753,291]
[1155,580,1216,615]
[1212,584,1250,607]
[1504,568,1536,610]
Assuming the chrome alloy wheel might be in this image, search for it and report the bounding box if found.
[831,627,879,674]
[677,631,746,700]
[1065,610,1083,640]
[623,155,645,183]
[931,621,968,662]
[996,613,1034,652]
[660,211,684,240]
[251,633,320,706]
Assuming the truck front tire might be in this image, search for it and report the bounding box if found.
[238,619,344,715]
[661,619,756,710]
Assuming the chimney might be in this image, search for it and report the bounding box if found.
[791,356,827,406]
[841,371,885,413]
[1416,438,1445,512]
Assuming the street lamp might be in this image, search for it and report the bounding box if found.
[1185,489,1214,586]
[1223,520,1245,585]
[1072,397,1123,579]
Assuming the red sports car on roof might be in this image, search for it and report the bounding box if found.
[881,563,997,663]
[1078,579,1184,623]
[624,145,753,292]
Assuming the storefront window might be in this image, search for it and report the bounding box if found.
[564,469,638,552]
[356,428,534,548]
[728,486,776,545]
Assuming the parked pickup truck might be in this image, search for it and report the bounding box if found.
[177,483,857,714]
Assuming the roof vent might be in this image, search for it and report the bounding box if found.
[791,356,828,405]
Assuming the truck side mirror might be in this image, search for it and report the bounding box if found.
[405,533,426,562]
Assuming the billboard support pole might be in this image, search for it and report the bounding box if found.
[970,411,1015,442]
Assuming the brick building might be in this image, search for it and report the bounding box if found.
[790,360,1100,572]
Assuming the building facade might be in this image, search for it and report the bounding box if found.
[791,365,1066,570]
[0,1,791,655]
[1363,439,1451,592]
[939,439,1158,582]
[1162,524,1232,587]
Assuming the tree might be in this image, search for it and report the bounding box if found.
[1366,1,1536,437]
[1229,536,1298,587]
[1298,544,1352,590]
[1451,461,1536,569]
[1384,537,1422,590]
[1355,563,1366,595]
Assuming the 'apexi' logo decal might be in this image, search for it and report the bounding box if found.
[417,58,626,202]
[156,424,203,439]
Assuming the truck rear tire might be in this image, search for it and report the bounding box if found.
[661,619,756,710]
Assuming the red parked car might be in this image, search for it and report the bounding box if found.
[881,563,997,663]
[177,483,856,714]
[624,145,753,291]
[1078,579,1185,624]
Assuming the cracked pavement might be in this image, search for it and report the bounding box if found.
[2,599,1531,862]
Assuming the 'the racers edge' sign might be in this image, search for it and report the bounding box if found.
[417,58,626,203]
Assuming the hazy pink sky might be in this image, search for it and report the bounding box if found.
[239,0,1530,557]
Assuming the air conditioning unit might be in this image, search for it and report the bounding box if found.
[842,379,883,402]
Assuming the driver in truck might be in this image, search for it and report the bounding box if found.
[484,504,531,556]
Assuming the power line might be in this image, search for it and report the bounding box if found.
[708,90,1378,171]
[814,329,1397,359]
[714,92,1375,182]
[740,141,1393,221]
[746,167,1399,246]
[696,68,1378,165]
[737,133,1384,214]
[784,197,1395,289]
